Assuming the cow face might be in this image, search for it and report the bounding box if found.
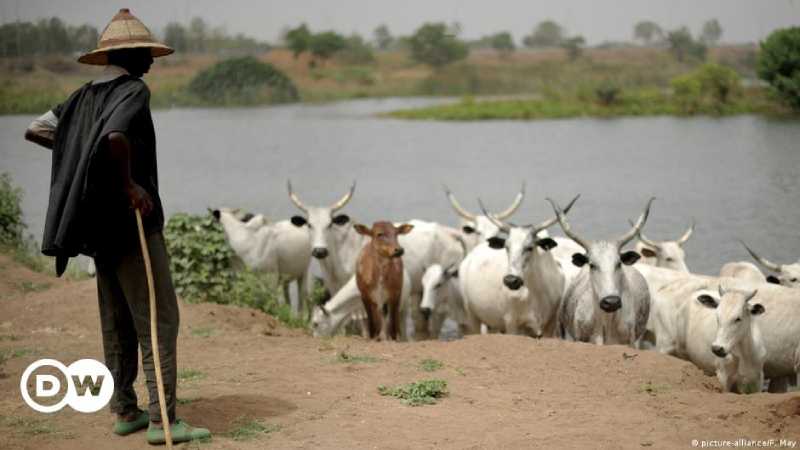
[696,287,763,359]
[460,216,503,251]
[291,206,351,260]
[420,264,458,315]
[638,241,689,272]
[768,264,800,288]
[310,305,335,337]
[355,222,413,258]
[572,242,640,313]
[488,228,557,291]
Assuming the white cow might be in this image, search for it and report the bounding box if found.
[553,197,654,347]
[633,220,694,272]
[719,261,767,284]
[648,274,800,392]
[308,219,467,339]
[213,208,311,315]
[458,197,578,337]
[444,184,525,251]
[684,285,767,394]
[741,241,800,288]
[420,264,478,337]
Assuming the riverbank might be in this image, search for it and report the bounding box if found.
[0,46,766,115]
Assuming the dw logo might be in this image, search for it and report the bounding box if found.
[19,359,114,413]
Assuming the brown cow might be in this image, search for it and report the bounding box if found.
[354,221,414,340]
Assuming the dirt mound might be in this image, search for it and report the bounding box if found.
[0,254,798,449]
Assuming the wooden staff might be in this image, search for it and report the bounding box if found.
[135,209,173,449]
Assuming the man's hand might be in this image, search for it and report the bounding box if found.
[125,183,154,216]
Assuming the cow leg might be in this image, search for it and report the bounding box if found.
[503,314,518,335]
[409,294,430,341]
[767,376,789,393]
[284,279,299,316]
[297,272,310,321]
[362,299,381,340]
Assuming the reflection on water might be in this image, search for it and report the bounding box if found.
[1,98,799,275]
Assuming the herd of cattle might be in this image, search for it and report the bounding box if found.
[211,182,800,395]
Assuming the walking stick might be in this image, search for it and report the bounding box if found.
[135,209,173,449]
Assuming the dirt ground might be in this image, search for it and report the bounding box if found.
[0,253,798,450]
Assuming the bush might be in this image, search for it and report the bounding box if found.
[378,379,448,406]
[758,27,800,110]
[595,82,621,106]
[696,63,741,104]
[187,56,299,105]
[408,23,469,68]
[670,63,741,113]
[671,74,703,113]
[163,212,306,328]
[0,173,25,248]
[336,34,375,65]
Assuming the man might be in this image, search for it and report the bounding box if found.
[24,9,210,445]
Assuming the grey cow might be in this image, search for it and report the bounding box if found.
[551,197,654,348]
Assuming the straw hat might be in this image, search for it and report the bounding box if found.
[78,8,173,65]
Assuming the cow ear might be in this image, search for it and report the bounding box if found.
[766,275,781,285]
[749,303,765,316]
[536,237,558,251]
[487,237,506,250]
[332,214,350,225]
[448,269,459,279]
[290,215,307,227]
[620,251,641,265]
[572,253,589,267]
[353,224,371,236]
[396,223,414,235]
[462,225,476,234]
[697,294,719,309]
[640,247,657,258]
[241,212,255,222]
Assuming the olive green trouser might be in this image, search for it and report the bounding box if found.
[95,231,179,423]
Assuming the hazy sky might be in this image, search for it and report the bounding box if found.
[1,0,798,45]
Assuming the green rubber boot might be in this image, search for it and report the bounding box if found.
[113,410,149,436]
[146,419,211,445]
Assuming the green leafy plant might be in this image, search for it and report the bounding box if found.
[758,27,800,110]
[188,56,299,105]
[225,417,280,441]
[378,379,448,406]
[419,358,444,372]
[0,173,26,248]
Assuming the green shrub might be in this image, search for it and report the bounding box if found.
[758,27,800,110]
[378,379,448,406]
[595,82,621,106]
[671,73,703,114]
[696,63,741,104]
[670,63,741,114]
[0,173,25,247]
[188,56,299,105]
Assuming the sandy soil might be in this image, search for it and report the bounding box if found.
[0,253,798,450]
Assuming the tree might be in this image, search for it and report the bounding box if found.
[561,36,585,61]
[700,19,723,45]
[309,31,346,65]
[164,22,188,53]
[489,32,515,57]
[633,21,663,46]
[666,27,706,62]
[757,27,800,110]
[284,24,312,59]
[373,24,393,51]
[69,24,98,53]
[522,20,564,48]
[338,33,375,64]
[408,22,469,68]
[188,17,207,53]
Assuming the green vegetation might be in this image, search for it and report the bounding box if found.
[638,381,671,395]
[163,17,270,54]
[0,18,97,57]
[523,20,564,48]
[0,173,25,248]
[419,358,444,372]
[408,23,469,68]
[177,397,199,405]
[0,415,70,438]
[378,379,448,406]
[177,368,207,383]
[225,417,280,441]
[758,27,800,111]
[190,326,216,338]
[335,348,381,364]
[163,212,308,328]
[18,281,51,294]
[187,56,299,106]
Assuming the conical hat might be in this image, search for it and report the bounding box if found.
[78,8,173,65]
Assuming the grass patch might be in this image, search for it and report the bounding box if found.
[0,348,34,363]
[18,281,51,294]
[454,367,466,376]
[0,335,21,342]
[177,397,200,405]
[0,415,69,437]
[190,326,216,338]
[335,348,380,364]
[639,381,671,395]
[378,379,448,406]
[177,368,207,383]
[419,358,444,372]
[224,417,280,441]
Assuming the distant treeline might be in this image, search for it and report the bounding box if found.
[162,18,270,54]
[0,18,98,57]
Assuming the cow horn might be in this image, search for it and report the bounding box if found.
[330,181,356,212]
[676,219,695,245]
[618,197,655,247]
[546,197,589,250]
[741,241,781,272]
[287,180,309,213]
[535,194,580,231]
[319,304,330,317]
[495,182,526,220]
[444,186,477,221]
[478,199,510,234]
[628,220,660,249]
[718,284,727,298]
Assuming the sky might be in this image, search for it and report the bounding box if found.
[0,0,798,45]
